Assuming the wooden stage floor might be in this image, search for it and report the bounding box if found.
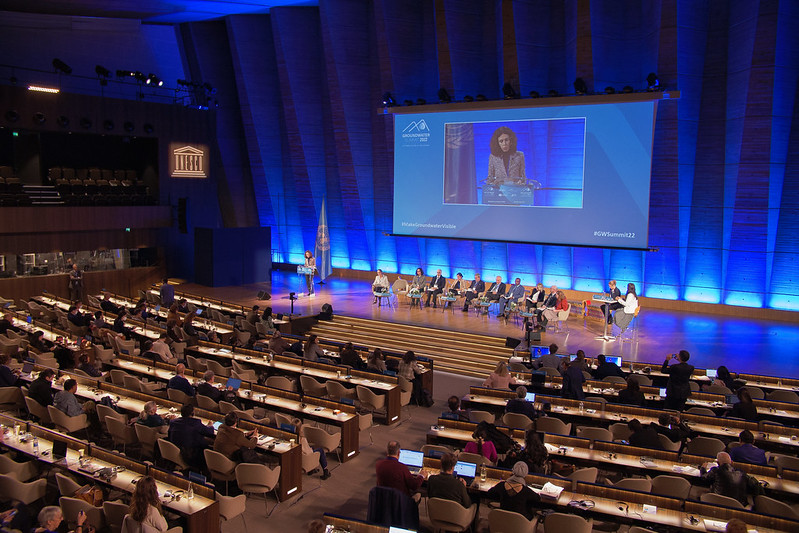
[180,271,799,380]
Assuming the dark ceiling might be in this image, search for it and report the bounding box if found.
[0,0,318,23]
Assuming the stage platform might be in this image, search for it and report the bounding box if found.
[177,270,799,380]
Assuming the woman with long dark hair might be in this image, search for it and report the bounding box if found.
[303,334,325,362]
[127,476,167,532]
[464,426,497,464]
[487,126,526,186]
[303,250,316,296]
[730,387,758,421]
[613,282,639,335]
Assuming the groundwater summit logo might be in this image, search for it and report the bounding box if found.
[401,119,431,146]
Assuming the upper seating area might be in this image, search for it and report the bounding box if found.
[49,167,155,206]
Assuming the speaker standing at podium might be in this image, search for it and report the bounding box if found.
[303,250,316,296]
[486,126,526,186]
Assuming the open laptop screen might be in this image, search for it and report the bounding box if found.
[525,392,536,403]
[398,449,424,468]
[706,369,717,379]
[605,355,622,366]
[453,461,477,478]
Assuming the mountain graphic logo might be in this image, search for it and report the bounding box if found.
[402,120,429,133]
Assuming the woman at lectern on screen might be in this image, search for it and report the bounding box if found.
[303,250,316,296]
[487,126,526,186]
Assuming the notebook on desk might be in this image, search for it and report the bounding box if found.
[453,461,477,482]
[398,449,424,475]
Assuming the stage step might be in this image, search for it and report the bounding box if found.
[310,315,516,380]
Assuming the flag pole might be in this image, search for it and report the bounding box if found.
[314,198,332,285]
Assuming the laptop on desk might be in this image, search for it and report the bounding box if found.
[225,377,242,391]
[706,368,717,379]
[398,449,424,475]
[454,461,477,483]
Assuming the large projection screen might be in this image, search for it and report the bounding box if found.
[392,99,658,250]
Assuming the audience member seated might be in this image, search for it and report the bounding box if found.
[482,362,517,390]
[463,427,497,464]
[561,350,586,400]
[77,354,102,378]
[426,452,471,508]
[35,505,82,533]
[148,335,176,364]
[729,430,767,465]
[662,349,694,411]
[90,311,111,338]
[700,452,761,506]
[366,348,387,374]
[653,412,694,450]
[303,334,325,362]
[376,440,427,496]
[167,363,195,397]
[28,368,55,407]
[399,351,424,403]
[268,331,291,354]
[113,311,134,339]
[592,354,625,380]
[132,401,169,431]
[181,314,200,346]
[246,305,261,325]
[53,378,95,416]
[628,419,662,450]
[0,312,17,336]
[101,292,122,314]
[168,404,214,469]
[505,386,537,420]
[442,396,470,421]
[504,430,549,474]
[617,377,646,406]
[214,412,261,464]
[127,476,169,533]
[298,422,331,480]
[535,344,561,370]
[340,342,364,369]
[728,388,758,421]
[486,461,540,520]
[67,306,88,328]
[196,370,226,402]
[176,299,190,314]
[714,365,740,391]
[0,354,20,387]
[726,519,748,533]
[261,307,277,335]
[28,330,54,354]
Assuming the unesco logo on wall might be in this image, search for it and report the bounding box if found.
[401,119,431,147]
[170,144,208,178]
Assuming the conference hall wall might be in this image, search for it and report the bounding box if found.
[181,0,797,311]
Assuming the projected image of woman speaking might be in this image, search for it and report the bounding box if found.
[487,126,526,186]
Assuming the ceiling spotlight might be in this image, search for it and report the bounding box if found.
[403,99,414,106]
[95,65,111,78]
[57,115,70,128]
[146,74,163,87]
[463,95,474,102]
[103,119,114,131]
[529,91,540,98]
[143,123,154,134]
[548,89,559,97]
[476,94,487,101]
[438,88,452,103]
[381,92,396,107]
[123,121,135,132]
[415,98,426,105]
[52,58,72,75]
[604,86,616,94]
[5,110,19,123]
[502,83,517,99]
[32,112,46,125]
[622,85,634,93]
[573,77,588,95]
[80,117,92,129]
[646,72,660,91]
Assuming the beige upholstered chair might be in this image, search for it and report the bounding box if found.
[0,453,37,482]
[216,492,247,531]
[47,405,89,434]
[0,473,46,504]
[427,497,477,532]
[204,449,238,494]
[102,501,129,533]
[157,439,188,471]
[59,496,105,529]
[614,477,651,492]
[543,513,592,533]
[651,475,691,499]
[134,424,161,459]
[106,417,138,454]
[235,464,281,516]
[488,508,536,533]
[300,375,327,398]
[502,412,534,430]
[469,410,495,424]
[303,426,341,463]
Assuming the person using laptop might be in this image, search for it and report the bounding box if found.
[0,354,21,387]
[486,461,540,520]
[214,412,261,464]
[197,370,232,403]
[535,343,562,371]
[426,453,472,509]
[167,363,195,397]
[505,386,537,420]
[729,430,767,465]
[700,452,761,507]
[168,404,215,469]
[727,388,758,421]
[376,440,428,496]
[592,354,625,380]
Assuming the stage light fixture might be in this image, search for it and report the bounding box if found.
[103,119,114,131]
[529,91,540,98]
[502,83,517,99]
[123,121,135,132]
[5,110,19,123]
[146,73,163,87]
[28,85,60,94]
[415,98,426,105]
[32,112,46,125]
[143,123,154,134]
[622,85,634,93]
[463,95,474,102]
[52,58,72,75]
[646,72,659,91]
[79,117,92,129]
[95,65,111,78]
[548,89,558,97]
[476,94,487,101]
[604,86,616,94]
[116,70,135,79]
[438,88,452,103]
[573,77,588,95]
[381,92,396,107]
[133,72,146,83]
[56,115,70,128]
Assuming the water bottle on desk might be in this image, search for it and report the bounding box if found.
[480,463,487,482]
[187,482,194,500]
[32,437,39,456]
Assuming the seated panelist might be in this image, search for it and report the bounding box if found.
[498,278,526,317]
[485,276,506,302]
[462,274,485,312]
[424,269,446,308]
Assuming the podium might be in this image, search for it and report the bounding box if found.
[482,183,535,206]
[297,265,315,296]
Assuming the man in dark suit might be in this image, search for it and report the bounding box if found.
[100,292,121,315]
[661,350,694,411]
[536,285,558,328]
[592,354,625,380]
[167,363,196,397]
[168,404,215,468]
[505,386,537,420]
[499,278,526,317]
[376,440,427,496]
[601,279,623,324]
[424,269,446,308]
[485,276,506,304]
[462,274,485,312]
[28,368,56,407]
